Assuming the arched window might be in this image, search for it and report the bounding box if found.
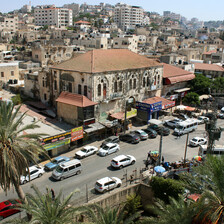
[84,85,87,96]
[54,80,57,90]
[114,81,118,92]
[157,75,160,85]
[143,77,146,87]
[78,84,82,94]
[98,84,101,96]
[133,79,136,89]
[129,79,132,90]
[119,81,122,92]
[147,77,150,86]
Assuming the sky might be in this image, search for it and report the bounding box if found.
[1,0,224,21]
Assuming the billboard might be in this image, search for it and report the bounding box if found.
[71,126,83,142]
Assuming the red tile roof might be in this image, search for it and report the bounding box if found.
[56,91,97,107]
[203,50,217,55]
[194,63,224,72]
[143,96,175,109]
[75,20,91,24]
[51,49,162,74]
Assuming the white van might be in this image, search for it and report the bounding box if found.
[199,145,224,157]
[52,159,82,181]
[174,119,198,135]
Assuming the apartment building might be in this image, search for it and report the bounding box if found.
[34,5,73,28]
[114,3,143,31]
[0,16,18,33]
[0,62,19,84]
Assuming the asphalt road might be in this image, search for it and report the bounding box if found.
[1,119,224,221]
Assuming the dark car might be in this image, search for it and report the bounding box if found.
[178,113,189,120]
[142,128,157,138]
[156,126,170,136]
[101,136,120,147]
[119,133,140,144]
[0,199,21,220]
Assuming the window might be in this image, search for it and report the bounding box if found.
[1,72,4,77]
[76,163,81,168]
[68,82,72,93]
[133,79,136,89]
[114,81,117,92]
[98,84,101,96]
[69,165,75,170]
[11,71,14,76]
[54,80,57,90]
[35,55,38,59]
[119,81,122,92]
[143,77,146,87]
[147,77,150,86]
[78,84,81,94]
[157,75,160,85]
[84,85,87,96]
[129,79,132,90]
[44,94,47,101]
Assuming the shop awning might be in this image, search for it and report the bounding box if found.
[174,88,190,93]
[166,74,195,84]
[84,122,105,133]
[143,96,175,110]
[185,106,196,112]
[110,109,137,121]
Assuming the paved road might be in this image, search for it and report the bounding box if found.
[1,119,224,221]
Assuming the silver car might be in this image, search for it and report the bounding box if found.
[132,130,148,140]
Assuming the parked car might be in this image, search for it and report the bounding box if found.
[164,118,182,128]
[156,127,170,136]
[132,130,148,140]
[75,146,98,159]
[95,177,122,193]
[178,113,189,120]
[98,143,120,156]
[119,133,140,143]
[197,116,209,124]
[142,128,157,138]
[218,113,224,119]
[111,155,136,169]
[100,136,120,147]
[20,165,45,185]
[44,156,70,171]
[0,199,21,220]
[189,137,207,147]
[221,107,224,113]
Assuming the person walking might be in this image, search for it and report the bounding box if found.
[51,188,55,200]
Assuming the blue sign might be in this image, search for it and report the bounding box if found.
[136,101,151,111]
[150,101,162,112]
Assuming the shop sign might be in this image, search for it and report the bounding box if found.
[136,101,151,111]
[43,139,70,151]
[181,91,187,98]
[84,119,95,126]
[42,131,71,144]
[150,101,162,112]
[127,108,137,118]
[71,126,83,142]
[162,101,176,110]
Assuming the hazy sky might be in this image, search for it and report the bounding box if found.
[1,0,224,21]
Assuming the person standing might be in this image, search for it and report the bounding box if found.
[51,188,55,200]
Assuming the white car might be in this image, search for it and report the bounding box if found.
[189,137,207,147]
[111,155,136,169]
[95,177,122,193]
[20,165,45,184]
[197,116,209,124]
[165,118,182,128]
[98,143,120,156]
[75,146,98,159]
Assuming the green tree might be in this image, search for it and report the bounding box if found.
[183,92,200,106]
[81,203,140,224]
[0,102,48,203]
[150,176,184,203]
[138,195,195,224]
[189,73,211,95]
[10,185,80,224]
[11,94,22,105]
[181,155,224,223]
[212,77,224,91]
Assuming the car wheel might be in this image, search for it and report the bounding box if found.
[102,189,107,194]
[117,183,121,188]
[131,160,135,165]
[76,170,81,175]
[60,177,64,181]
[38,173,42,178]
[119,165,123,170]
[23,180,27,184]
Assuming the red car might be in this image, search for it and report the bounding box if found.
[0,199,21,220]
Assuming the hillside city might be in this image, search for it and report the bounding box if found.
[0,2,224,223]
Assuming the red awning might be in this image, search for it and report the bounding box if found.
[185,106,195,112]
[165,74,195,84]
[143,96,175,110]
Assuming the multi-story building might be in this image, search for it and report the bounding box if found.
[34,5,73,28]
[114,3,144,31]
[0,62,20,84]
[0,16,18,33]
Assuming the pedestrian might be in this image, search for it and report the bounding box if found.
[147,151,151,160]
[130,174,134,184]
[51,188,55,200]
[176,132,181,139]
[145,159,149,169]
[162,156,165,164]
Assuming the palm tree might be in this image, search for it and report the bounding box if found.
[181,155,224,223]
[0,102,48,202]
[138,195,196,224]
[8,185,80,224]
[80,203,140,224]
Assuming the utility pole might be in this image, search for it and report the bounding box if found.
[158,132,163,165]
[183,133,189,166]
[124,99,127,134]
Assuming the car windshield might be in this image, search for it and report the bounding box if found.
[96,182,102,187]
[102,146,109,150]
[192,138,198,142]
[104,138,111,143]
[81,148,87,153]
[198,117,203,120]
[176,125,184,130]
[55,166,64,173]
[52,159,59,164]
